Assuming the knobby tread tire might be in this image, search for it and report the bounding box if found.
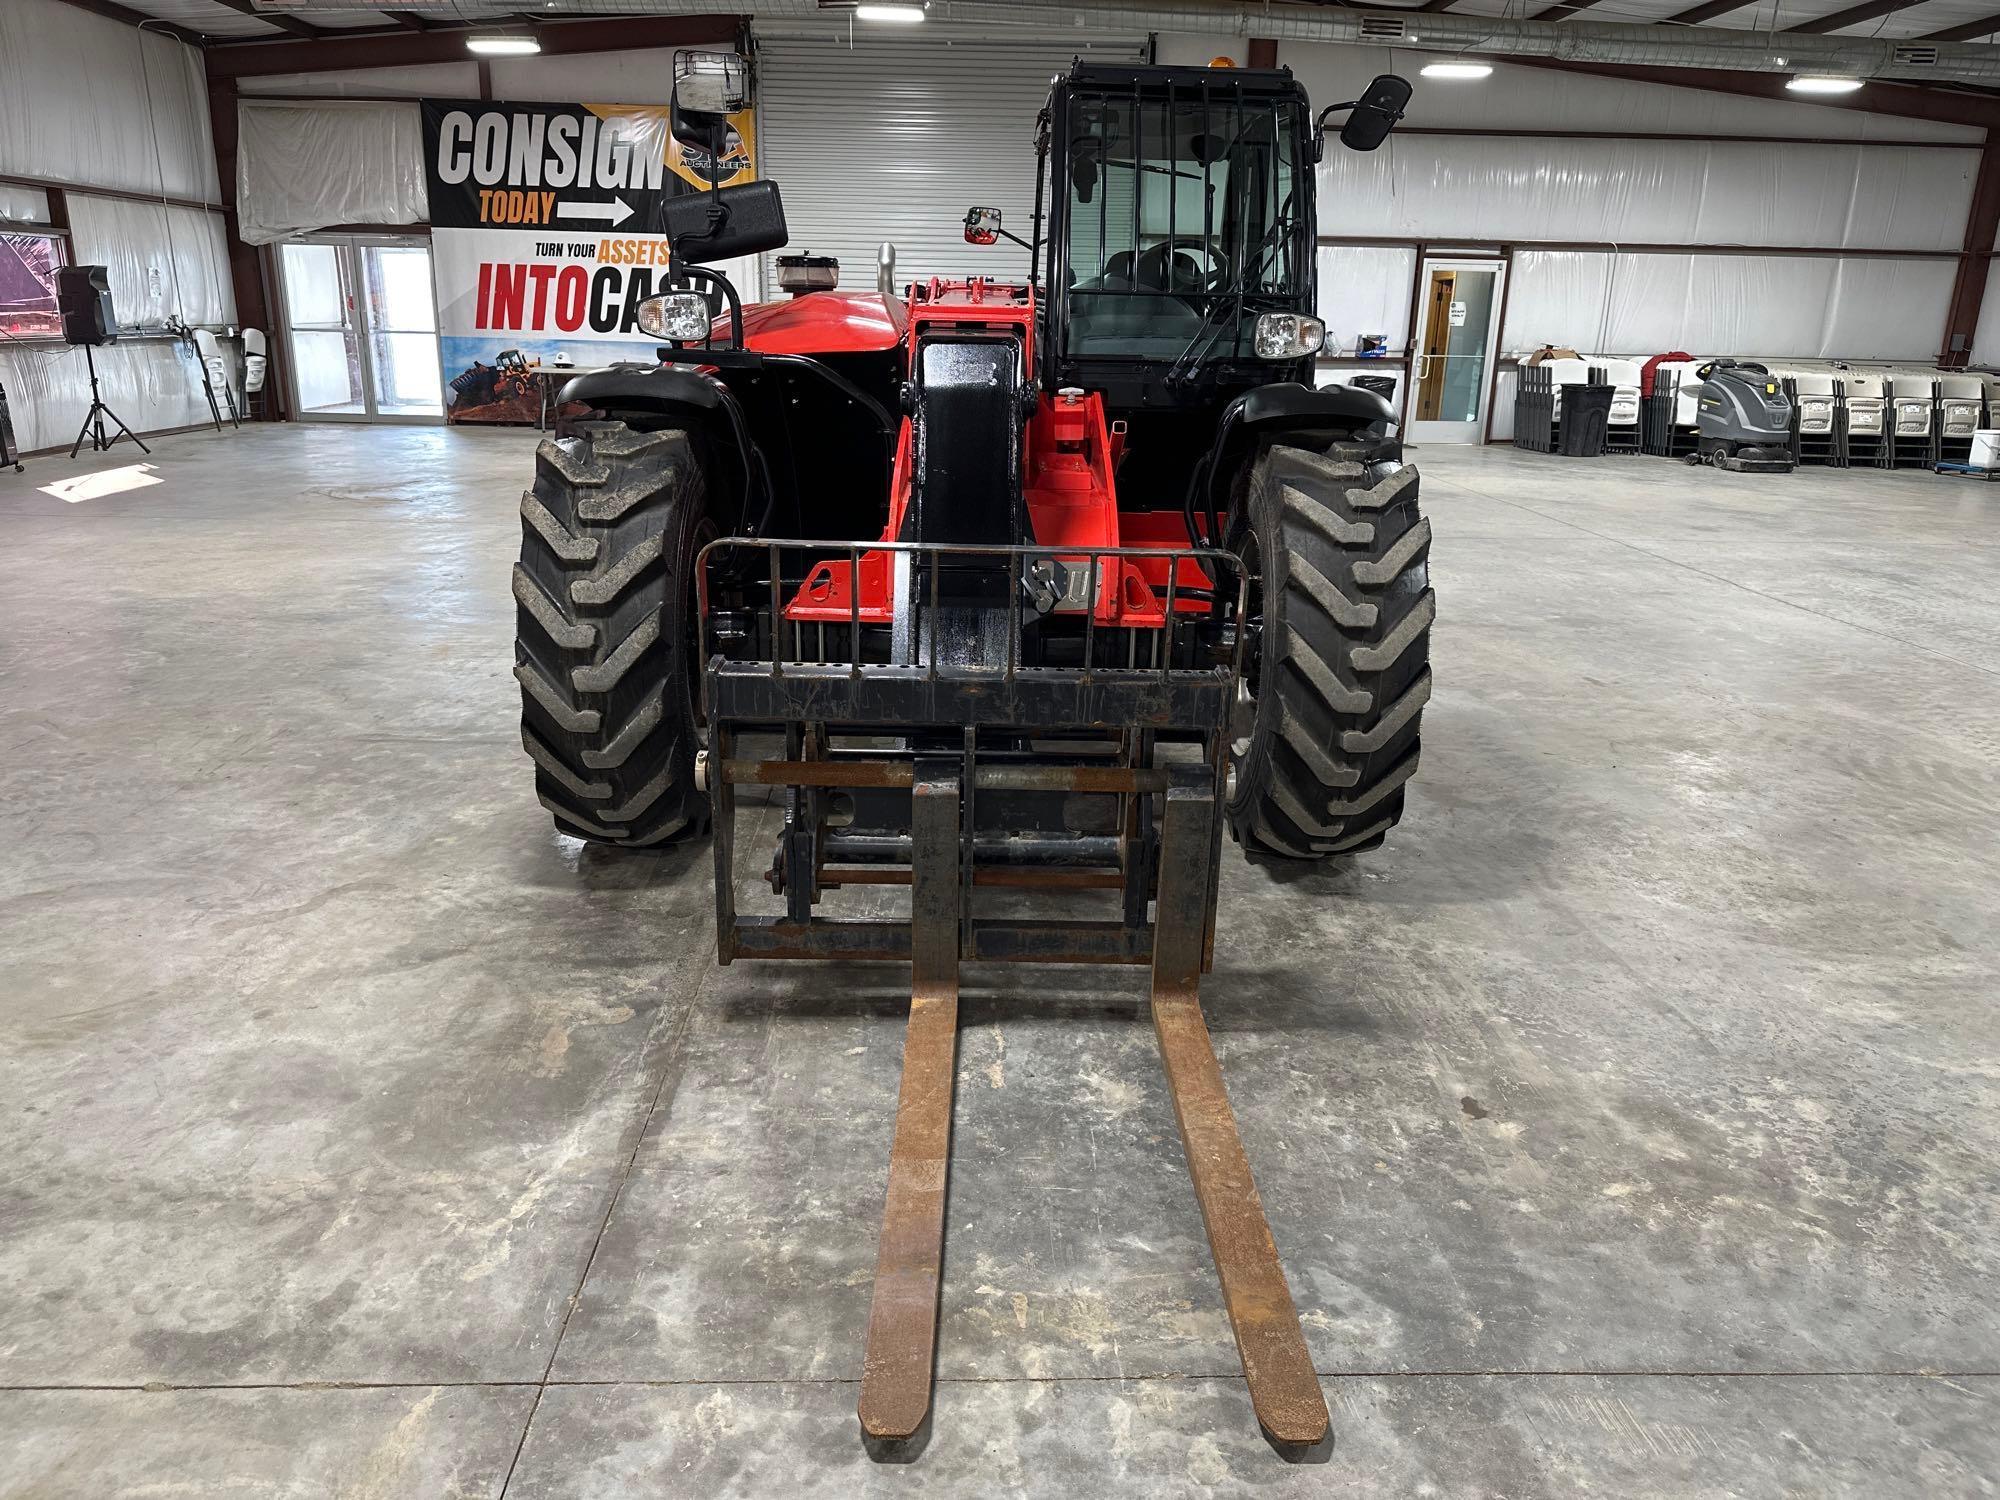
[514,420,709,847]
[1225,436,1433,861]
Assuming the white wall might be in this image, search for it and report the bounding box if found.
[1156,35,1977,372]
[1,0,235,453]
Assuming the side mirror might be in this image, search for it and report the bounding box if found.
[1070,137,1100,203]
[662,179,789,264]
[964,207,1002,246]
[671,51,750,152]
[1338,73,1411,153]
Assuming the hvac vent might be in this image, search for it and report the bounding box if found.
[1891,44,1939,66]
[1359,16,1409,40]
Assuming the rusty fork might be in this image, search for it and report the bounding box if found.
[854,763,1328,1455]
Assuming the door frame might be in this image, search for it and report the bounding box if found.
[274,233,440,425]
[1405,252,1508,445]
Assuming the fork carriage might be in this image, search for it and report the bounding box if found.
[698,535,1330,1453]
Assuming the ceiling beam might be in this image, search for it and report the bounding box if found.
[1924,10,2000,40]
[1530,0,1610,19]
[209,0,326,39]
[1415,0,1462,10]
[380,10,434,28]
[48,0,204,46]
[204,12,743,76]
[1782,0,1925,34]
[1510,56,2000,128]
[1659,0,1760,23]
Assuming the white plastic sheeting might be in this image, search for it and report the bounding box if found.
[0,184,51,224]
[65,193,235,330]
[0,0,218,203]
[1500,250,1956,361]
[1319,136,1972,253]
[1316,244,1415,356]
[236,100,430,246]
[0,338,227,455]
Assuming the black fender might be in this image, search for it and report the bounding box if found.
[558,363,767,533]
[1186,381,1398,552]
[558,362,728,418]
[1235,379,1395,436]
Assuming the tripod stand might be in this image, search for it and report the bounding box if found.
[69,344,150,460]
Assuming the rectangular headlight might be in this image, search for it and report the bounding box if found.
[636,291,713,342]
[1254,313,1326,360]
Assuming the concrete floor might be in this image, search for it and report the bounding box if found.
[1,424,1996,1498]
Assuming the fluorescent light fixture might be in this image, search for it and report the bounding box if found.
[1786,75,1863,93]
[855,2,927,20]
[1421,60,1493,79]
[466,33,541,56]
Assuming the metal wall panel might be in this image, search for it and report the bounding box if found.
[754,26,1148,291]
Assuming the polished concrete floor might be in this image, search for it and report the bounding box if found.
[2,424,1996,1497]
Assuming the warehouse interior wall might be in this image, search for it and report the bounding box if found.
[1154,34,1988,411]
[1,0,235,454]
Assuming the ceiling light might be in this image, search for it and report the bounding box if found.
[1421,61,1493,80]
[855,2,927,20]
[466,33,541,56]
[1786,75,1863,93]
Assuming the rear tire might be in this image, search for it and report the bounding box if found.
[1224,435,1434,861]
[513,420,711,847]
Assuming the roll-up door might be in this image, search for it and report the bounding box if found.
[754,27,1148,292]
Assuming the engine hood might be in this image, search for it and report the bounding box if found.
[717,291,908,355]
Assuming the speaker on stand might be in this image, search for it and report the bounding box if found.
[58,264,149,460]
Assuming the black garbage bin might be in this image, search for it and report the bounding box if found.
[1349,374,1397,402]
[1558,383,1613,457]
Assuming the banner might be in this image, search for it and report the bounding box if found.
[420,98,756,424]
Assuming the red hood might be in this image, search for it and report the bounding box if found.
[715,290,908,355]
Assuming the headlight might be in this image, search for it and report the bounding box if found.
[1254,313,1326,360]
[636,291,713,341]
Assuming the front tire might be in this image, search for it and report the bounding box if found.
[513,420,711,847]
[1224,436,1434,861]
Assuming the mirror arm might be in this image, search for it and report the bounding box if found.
[673,264,743,352]
[1311,100,1359,163]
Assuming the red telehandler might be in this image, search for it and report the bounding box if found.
[514,52,1429,1457]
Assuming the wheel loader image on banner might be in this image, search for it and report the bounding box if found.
[512,51,1431,1458]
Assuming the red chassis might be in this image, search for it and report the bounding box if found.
[718,276,1210,628]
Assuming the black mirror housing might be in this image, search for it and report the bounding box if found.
[1339,73,1412,153]
[964,207,1002,245]
[662,179,789,264]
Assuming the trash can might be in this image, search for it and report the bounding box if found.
[1558,383,1614,457]
[1349,374,1397,401]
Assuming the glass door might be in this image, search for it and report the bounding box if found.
[277,237,441,422]
[360,242,442,416]
[1408,258,1505,444]
[279,241,364,416]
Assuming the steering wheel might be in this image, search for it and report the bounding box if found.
[1135,240,1223,295]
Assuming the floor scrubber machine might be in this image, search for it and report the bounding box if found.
[1684,359,1795,473]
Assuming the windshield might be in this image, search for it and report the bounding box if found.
[1063,88,1306,360]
